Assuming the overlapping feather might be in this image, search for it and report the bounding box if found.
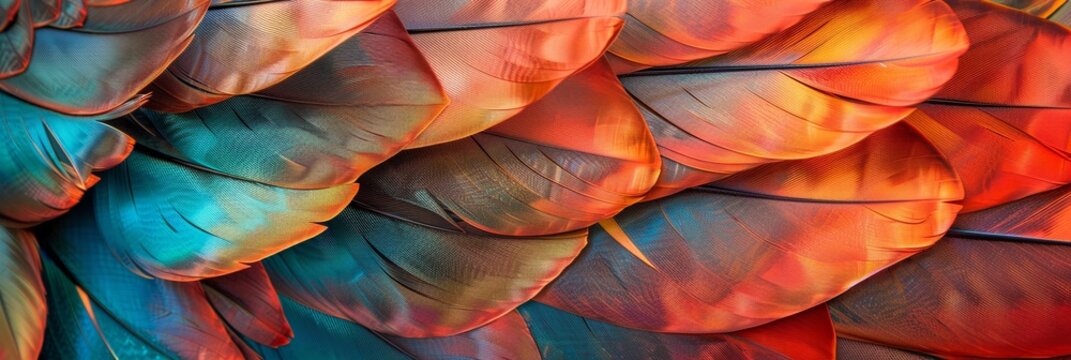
[537,124,963,332]
[395,0,628,147]
[264,204,587,337]
[357,59,661,236]
[622,0,969,199]
[85,13,446,281]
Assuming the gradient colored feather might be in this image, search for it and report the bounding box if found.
[0,92,138,227]
[0,3,32,78]
[356,59,661,236]
[126,12,446,190]
[87,151,358,281]
[37,205,244,359]
[517,302,834,360]
[202,263,293,348]
[147,0,394,112]
[623,0,969,199]
[79,12,451,281]
[252,296,538,360]
[829,202,1071,357]
[264,204,586,337]
[537,124,963,332]
[0,0,207,115]
[0,228,46,360]
[395,0,626,148]
[605,0,831,73]
[905,0,1071,212]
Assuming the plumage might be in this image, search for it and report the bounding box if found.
[82,12,450,282]
[356,59,660,236]
[147,0,394,112]
[126,12,446,190]
[991,0,1067,17]
[835,339,936,360]
[249,296,410,360]
[537,124,963,332]
[905,0,1071,212]
[0,0,207,115]
[0,4,32,78]
[623,0,969,199]
[49,0,85,29]
[27,0,61,27]
[395,0,627,148]
[37,207,244,360]
[517,302,834,360]
[88,151,358,281]
[254,296,538,360]
[0,92,138,227]
[0,228,46,360]
[203,263,293,348]
[264,204,587,337]
[605,0,831,73]
[829,201,1071,357]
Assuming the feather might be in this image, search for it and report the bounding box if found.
[263,204,587,337]
[1,0,17,28]
[0,0,207,115]
[536,124,963,333]
[385,311,540,360]
[28,0,61,27]
[622,0,969,199]
[829,224,1071,357]
[127,12,446,190]
[87,151,358,281]
[835,339,936,360]
[253,296,541,360]
[356,59,660,236]
[0,4,32,78]
[49,0,85,29]
[990,0,1067,17]
[84,12,447,281]
[606,0,831,74]
[203,263,293,348]
[394,0,626,148]
[517,302,834,360]
[147,0,394,112]
[0,228,46,360]
[0,92,138,228]
[37,206,244,359]
[250,296,410,360]
[905,0,1071,212]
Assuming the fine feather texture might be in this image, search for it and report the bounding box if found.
[906,0,1071,212]
[517,302,834,360]
[356,59,661,236]
[829,236,1071,357]
[395,0,626,148]
[147,0,395,112]
[0,92,138,228]
[537,124,963,333]
[835,339,936,360]
[606,0,831,73]
[990,0,1068,17]
[37,209,244,360]
[0,4,32,78]
[84,12,447,281]
[202,263,293,348]
[252,296,540,360]
[0,228,46,360]
[264,204,587,337]
[126,12,447,190]
[623,0,969,200]
[88,151,358,281]
[0,0,207,115]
